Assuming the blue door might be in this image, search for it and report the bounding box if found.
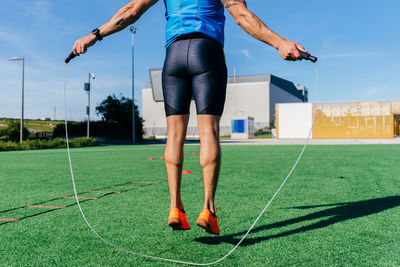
[232,120,245,133]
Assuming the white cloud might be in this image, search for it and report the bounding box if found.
[225,48,253,59]
[0,27,43,62]
[0,0,52,21]
[240,49,251,59]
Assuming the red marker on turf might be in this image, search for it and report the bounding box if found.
[88,191,121,194]
[183,153,186,156]
[182,170,191,174]
[192,152,197,155]
[161,156,165,159]
[112,186,142,189]
[0,218,20,222]
[149,157,155,161]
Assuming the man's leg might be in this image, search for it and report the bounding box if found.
[165,115,189,210]
[197,115,221,215]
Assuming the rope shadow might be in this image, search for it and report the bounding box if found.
[194,196,400,246]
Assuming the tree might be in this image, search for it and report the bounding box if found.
[0,121,30,141]
[95,94,144,142]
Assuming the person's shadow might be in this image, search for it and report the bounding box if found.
[194,196,400,246]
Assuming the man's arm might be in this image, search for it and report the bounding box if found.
[73,0,158,55]
[221,0,306,61]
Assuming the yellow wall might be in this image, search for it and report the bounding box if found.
[312,101,399,139]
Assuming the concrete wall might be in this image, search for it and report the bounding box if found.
[142,87,199,138]
[142,77,306,138]
[277,103,313,139]
[220,81,270,134]
[313,101,397,139]
[142,88,167,137]
[270,83,304,126]
[142,81,271,137]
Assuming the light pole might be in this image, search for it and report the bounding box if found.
[84,73,95,138]
[9,56,25,143]
[130,26,137,144]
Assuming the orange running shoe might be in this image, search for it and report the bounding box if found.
[168,208,191,230]
[195,208,221,235]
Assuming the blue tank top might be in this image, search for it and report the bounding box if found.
[164,0,226,48]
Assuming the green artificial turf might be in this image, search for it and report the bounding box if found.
[0,144,399,266]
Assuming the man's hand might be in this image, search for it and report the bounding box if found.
[276,40,307,61]
[73,34,97,56]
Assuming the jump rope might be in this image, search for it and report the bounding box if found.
[63,49,318,265]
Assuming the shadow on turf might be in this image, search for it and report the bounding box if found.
[194,196,400,246]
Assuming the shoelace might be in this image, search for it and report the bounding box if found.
[212,207,221,222]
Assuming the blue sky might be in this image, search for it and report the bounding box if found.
[0,0,399,121]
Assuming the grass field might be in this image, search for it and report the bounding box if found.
[0,144,399,266]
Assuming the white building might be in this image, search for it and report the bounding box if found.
[142,72,307,138]
[276,101,400,139]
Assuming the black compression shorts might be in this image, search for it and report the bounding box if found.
[162,33,228,117]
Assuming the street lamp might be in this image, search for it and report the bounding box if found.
[84,73,95,138]
[130,26,137,144]
[9,56,25,143]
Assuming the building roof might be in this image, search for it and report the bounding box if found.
[228,74,307,101]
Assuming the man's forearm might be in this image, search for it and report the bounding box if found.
[234,8,285,49]
[72,0,158,55]
[223,0,305,60]
[98,2,139,37]
[98,0,157,38]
